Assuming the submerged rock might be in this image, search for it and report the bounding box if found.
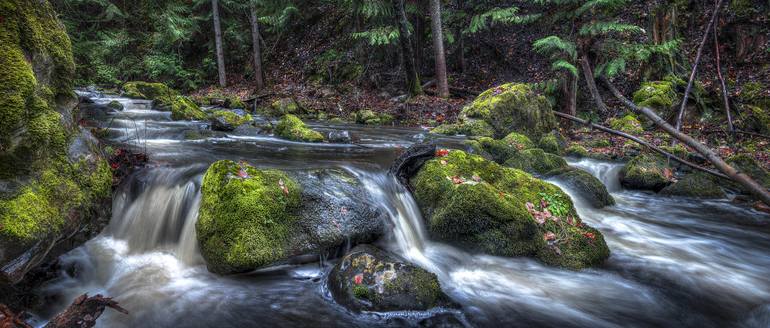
[328,245,452,312]
[106,100,124,111]
[327,130,352,143]
[660,172,726,199]
[196,161,384,274]
[274,114,324,142]
[620,153,673,191]
[549,168,615,208]
[208,110,253,131]
[409,149,609,269]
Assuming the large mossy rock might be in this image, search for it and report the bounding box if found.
[609,114,644,134]
[632,81,678,118]
[725,154,770,192]
[504,148,568,175]
[274,114,324,142]
[0,0,112,286]
[328,245,452,312]
[122,81,206,120]
[431,118,495,138]
[354,109,394,126]
[196,161,384,274]
[410,150,609,269]
[660,172,726,199]
[461,83,556,139]
[619,154,673,191]
[208,110,253,132]
[548,168,615,208]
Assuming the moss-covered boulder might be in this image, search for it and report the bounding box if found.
[549,168,615,208]
[431,118,495,137]
[619,154,673,191]
[564,144,589,158]
[0,0,112,285]
[726,154,770,189]
[122,81,205,120]
[270,98,299,116]
[106,100,123,111]
[328,245,452,312]
[410,150,609,269]
[609,114,644,134]
[633,81,678,116]
[737,105,770,135]
[538,131,565,155]
[461,83,556,140]
[354,110,394,125]
[208,110,253,131]
[274,114,324,142]
[193,90,247,109]
[171,96,207,120]
[504,148,568,175]
[197,161,384,274]
[660,172,726,199]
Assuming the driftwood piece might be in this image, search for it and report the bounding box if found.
[43,294,128,328]
[602,77,770,206]
[554,111,728,179]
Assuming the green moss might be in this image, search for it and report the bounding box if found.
[502,132,535,150]
[538,133,563,155]
[461,83,556,139]
[208,110,253,127]
[431,119,495,137]
[354,110,393,125]
[465,137,520,164]
[738,105,770,135]
[609,114,644,134]
[726,154,770,188]
[271,98,299,116]
[620,153,672,191]
[107,100,123,110]
[196,160,302,274]
[660,172,726,198]
[193,90,247,109]
[352,285,372,300]
[411,150,609,269]
[591,139,612,148]
[550,168,615,208]
[660,144,689,159]
[122,81,177,106]
[504,148,568,175]
[633,81,677,111]
[382,267,443,308]
[275,114,324,142]
[170,96,206,121]
[565,145,589,158]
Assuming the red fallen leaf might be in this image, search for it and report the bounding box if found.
[662,168,674,180]
[567,216,574,226]
[544,232,556,241]
[451,176,464,184]
[498,191,505,198]
[354,274,363,285]
[583,232,596,240]
[440,160,448,165]
[278,179,289,195]
[110,162,119,170]
[436,149,450,157]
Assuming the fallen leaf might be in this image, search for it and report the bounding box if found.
[544,232,556,241]
[278,179,289,195]
[436,149,450,157]
[354,274,363,285]
[451,176,464,184]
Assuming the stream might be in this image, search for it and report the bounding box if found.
[34,94,770,327]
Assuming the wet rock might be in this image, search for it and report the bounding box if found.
[549,168,615,208]
[121,81,206,120]
[274,114,324,142]
[503,148,568,175]
[564,144,589,158]
[328,245,452,312]
[619,153,673,191]
[389,143,436,191]
[355,110,394,125]
[660,172,726,199]
[196,161,384,274]
[208,110,253,131]
[106,100,123,111]
[410,150,610,269]
[464,133,534,164]
[327,130,352,143]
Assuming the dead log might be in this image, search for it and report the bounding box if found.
[43,294,128,328]
[602,77,770,206]
[554,111,728,179]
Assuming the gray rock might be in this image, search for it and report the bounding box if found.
[549,168,615,208]
[327,130,352,143]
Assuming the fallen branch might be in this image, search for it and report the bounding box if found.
[602,77,770,206]
[43,294,128,328]
[553,111,728,180]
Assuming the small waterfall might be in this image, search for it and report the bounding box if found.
[109,166,204,260]
[567,158,624,192]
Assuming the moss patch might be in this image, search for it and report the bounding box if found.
[726,154,770,189]
[411,150,609,269]
[431,119,495,137]
[461,83,556,139]
[660,172,726,199]
[171,96,206,120]
[354,110,394,125]
[565,145,589,158]
[504,148,568,175]
[538,132,563,155]
[275,114,324,142]
[633,81,678,112]
[609,114,644,134]
[208,110,253,128]
[620,153,673,191]
[196,160,302,274]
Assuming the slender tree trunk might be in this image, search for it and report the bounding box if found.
[602,77,770,206]
[249,4,264,90]
[414,13,424,72]
[455,0,466,74]
[713,9,733,133]
[567,74,577,117]
[394,0,422,96]
[580,55,608,114]
[673,0,725,137]
[429,0,449,98]
[212,0,227,87]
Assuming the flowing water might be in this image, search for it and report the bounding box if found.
[36,94,770,327]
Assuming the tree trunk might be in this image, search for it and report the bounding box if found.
[602,77,770,206]
[414,12,425,73]
[249,4,264,90]
[580,55,608,114]
[212,0,227,87]
[429,0,449,98]
[673,0,725,137]
[713,9,733,133]
[456,0,466,74]
[394,0,422,96]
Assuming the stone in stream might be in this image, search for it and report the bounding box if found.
[196,160,385,274]
[503,148,568,175]
[327,130,352,143]
[274,114,325,142]
[547,168,616,208]
[619,153,673,191]
[208,110,253,132]
[328,245,453,312]
[398,147,609,270]
[121,81,207,121]
[659,172,726,199]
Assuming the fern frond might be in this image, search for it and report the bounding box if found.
[532,36,577,60]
